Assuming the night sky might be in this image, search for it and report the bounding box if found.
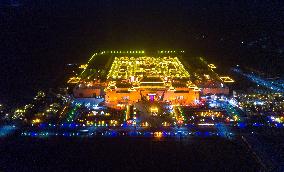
[1,0,284,106]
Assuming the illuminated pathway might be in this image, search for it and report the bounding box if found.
[215,123,233,139]
[233,68,284,92]
[0,125,16,137]
[66,103,81,123]
[222,103,243,122]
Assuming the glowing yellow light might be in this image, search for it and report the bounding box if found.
[233,115,239,121]
[150,107,158,113]
[87,121,94,126]
[67,77,81,84]
[79,64,88,69]
[193,87,201,91]
[220,76,235,83]
[154,131,162,138]
[208,64,216,69]
[204,74,210,79]
[128,88,136,92]
[168,86,176,91]
[142,122,149,127]
[32,118,41,124]
[15,109,25,113]
[162,122,170,127]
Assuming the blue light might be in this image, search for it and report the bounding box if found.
[144,132,151,137]
[204,132,210,136]
[238,122,246,129]
[129,131,137,136]
[70,123,76,128]
[39,123,47,128]
[253,123,260,127]
[31,132,37,137]
[162,131,168,137]
[63,123,69,128]
[122,123,128,128]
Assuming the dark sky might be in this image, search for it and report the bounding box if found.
[1,0,284,106]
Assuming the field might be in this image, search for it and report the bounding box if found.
[0,136,260,171]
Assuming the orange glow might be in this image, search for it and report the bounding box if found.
[154,131,163,138]
[150,107,158,113]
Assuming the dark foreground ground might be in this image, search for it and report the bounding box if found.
[0,136,261,172]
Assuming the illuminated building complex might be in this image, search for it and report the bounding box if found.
[70,50,234,106]
[105,56,199,105]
